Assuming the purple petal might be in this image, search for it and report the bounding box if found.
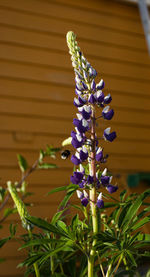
[71,155,81,165]
[104,94,112,104]
[81,197,89,207]
[88,94,96,104]
[96,91,104,103]
[78,96,87,105]
[97,199,104,208]
[81,109,91,120]
[107,185,118,193]
[96,151,103,162]
[91,80,96,91]
[71,138,83,149]
[96,80,105,90]
[80,150,88,162]
[87,175,94,184]
[71,172,83,184]
[104,131,116,142]
[101,176,110,185]
[79,180,86,188]
[102,109,114,120]
[82,81,88,90]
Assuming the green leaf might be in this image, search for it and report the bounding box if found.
[62,137,72,147]
[71,214,79,230]
[134,240,150,249]
[17,154,28,172]
[56,220,68,234]
[51,208,68,224]
[0,237,10,248]
[39,245,68,265]
[120,190,127,202]
[47,186,67,195]
[25,215,67,236]
[121,190,150,232]
[126,251,137,267]
[19,238,65,250]
[131,216,150,231]
[18,253,43,268]
[4,207,17,218]
[38,163,57,169]
[9,223,17,237]
[118,203,131,229]
[58,191,74,210]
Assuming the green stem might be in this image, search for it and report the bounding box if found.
[106,263,112,277]
[28,230,40,277]
[88,107,98,277]
[123,256,129,271]
[51,256,54,275]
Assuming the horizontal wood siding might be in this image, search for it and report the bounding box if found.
[0,0,150,275]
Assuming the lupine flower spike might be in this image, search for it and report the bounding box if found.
[66,31,118,209]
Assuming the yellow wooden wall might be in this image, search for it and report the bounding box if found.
[0,0,150,275]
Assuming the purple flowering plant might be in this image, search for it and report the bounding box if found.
[66,31,118,276]
[3,31,150,277]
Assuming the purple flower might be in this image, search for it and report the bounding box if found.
[97,199,104,208]
[95,90,104,103]
[70,171,83,184]
[79,105,91,120]
[71,132,83,148]
[81,197,89,207]
[96,147,103,162]
[91,80,96,91]
[89,67,97,78]
[74,97,83,107]
[96,193,104,208]
[104,127,116,142]
[104,94,112,104]
[79,180,86,188]
[81,81,88,90]
[76,83,84,91]
[106,184,118,193]
[81,190,89,207]
[71,152,81,165]
[88,94,96,104]
[78,96,87,105]
[73,118,89,133]
[96,79,105,90]
[80,146,88,162]
[87,175,94,184]
[102,106,114,120]
[76,190,84,199]
[101,175,110,185]
[75,88,82,96]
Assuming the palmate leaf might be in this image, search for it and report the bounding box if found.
[19,238,65,250]
[18,253,43,268]
[120,189,127,202]
[118,202,132,229]
[25,215,68,237]
[51,207,68,224]
[58,190,75,210]
[120,189,150,233]
[128,206,150,231]
[131,216,150,231]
